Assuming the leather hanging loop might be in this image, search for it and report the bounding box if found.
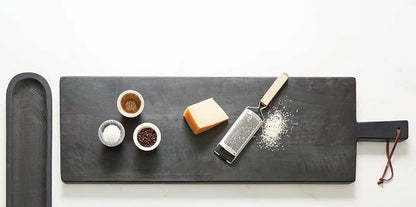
[377,128,401,185]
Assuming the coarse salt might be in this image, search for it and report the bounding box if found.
[102,124,121,145]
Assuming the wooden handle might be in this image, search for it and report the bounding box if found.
[260,73,288,107]
[356,121,408,142]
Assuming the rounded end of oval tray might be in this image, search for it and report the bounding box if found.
[6,72,52,207]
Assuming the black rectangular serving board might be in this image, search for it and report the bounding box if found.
[7,73,52,207]
[60,77,408,183]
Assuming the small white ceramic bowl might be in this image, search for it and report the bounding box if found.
[98,119,125,147]
[117,90,145,118]
[133,122,161,151]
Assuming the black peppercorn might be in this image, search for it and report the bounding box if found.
[137,128,157,147]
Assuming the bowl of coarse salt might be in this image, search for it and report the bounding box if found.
[98,119,125,147]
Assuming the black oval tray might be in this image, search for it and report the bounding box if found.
[6,73,52,207]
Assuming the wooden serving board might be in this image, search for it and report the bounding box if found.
[7,73,52,207]
[60,77,408,183]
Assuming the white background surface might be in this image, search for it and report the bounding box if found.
[1,0,415,206]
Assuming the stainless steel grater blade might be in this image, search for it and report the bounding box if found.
[214,73,289,164]
[214,108,263,164]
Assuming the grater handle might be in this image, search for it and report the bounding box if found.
[260,73,289,107]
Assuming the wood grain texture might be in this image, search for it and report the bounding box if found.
[260,73,288,107]
[7,73,52,207]
[60,77,363,183]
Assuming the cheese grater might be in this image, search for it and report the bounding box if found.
[214,73,288,164]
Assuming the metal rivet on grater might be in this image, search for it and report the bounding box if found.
[214,73,289,164]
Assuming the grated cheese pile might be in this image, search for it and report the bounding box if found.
[257,110,288,151]
[256,96,299,151]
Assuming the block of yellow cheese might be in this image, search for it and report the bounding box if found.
[183,98,229,135]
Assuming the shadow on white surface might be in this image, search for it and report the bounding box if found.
[357,139,409,156]
[62,183,355,199]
